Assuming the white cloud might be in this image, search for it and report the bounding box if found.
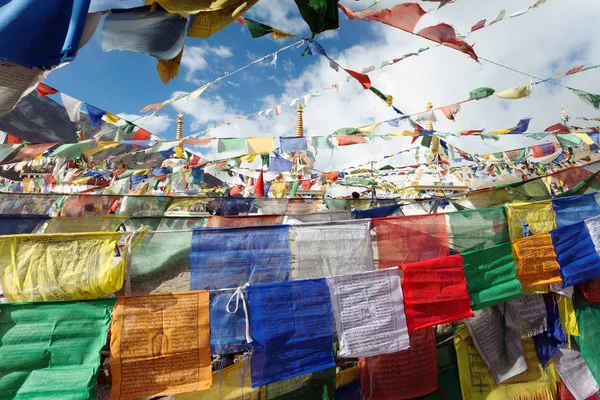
[167,0,600,173]
[181,45,234,83]
[116,113,173,137]
[247,0,307,35]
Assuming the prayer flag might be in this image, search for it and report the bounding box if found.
[85,103,105,127]
[61,194,119,217]
[0,214,48,235]
[245,18,296,39]
[190,225,291,290]
[462,242,523,309]
[0,142,55,164]
[187,0,259,37]
[0,0,91,68]
[344,69,371,89]
[495,84,531,99]
[400,254,473,331]
[105,111,120,124]
[50,140,95,159]
[291,220,374,279]
[566,65,585,75]
[552,193,600,227]
[572,89,600,109]
[218,138,246,153]
[506,201,556,240]
[248,279,335,386]
[447,206,509,253]
[504,295,549,338]
[551,221,600,286]
[574,293,600,385]
[266,367,335,400]
[337,136,367,146]
[440,103,461,121]
[0,232,124,301]
[61,93,83,122]
[512,233,562,288]
[35,82,58,97]
[280,137,307,152]
[0,299,114,399]
[44,215,127,233]
[294,0,339,35]
[217,197,255,216]
[417,23,478,61]
[360,328,438,399]
[206,215,283,228]
[132,128,151,140]
[247,137,275,154]
[101,6,186,60]
[327,268,409,357]
[269,154,294,172]
[372,214,449,268]
[553,348,599,400]
[468,87,495,100]
[110,292,211,399]
[534,294,566,366]
[471,19,486,32]
[337,3,427,33]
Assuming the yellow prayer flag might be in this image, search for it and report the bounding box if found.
[506,201,556,241]
[83,141,119,158]
[105,112,121,124]
[455,329,558,400]
[185,0,258,37]
[72,176,91,185]
[272,28,298,40]
[158,47,184,84]
[357,122,382,134]
[386,130,419,137]
[572,132,596,145]
[495,84,531,99]
[44,215,130,234]
[110,292,212,400]
[272,181,287,198]
[247,137,275,154]
[176,360,263,400]
[0,232,123,302]
[190,83,211,99]
[557,294,579,336]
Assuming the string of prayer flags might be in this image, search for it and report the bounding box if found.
[454,329,559,400]
[326,268,409,357]
[359,328,438,399]
[0,232,124,302]
[307,41,371,90]
[574,293,600,384]
[534,294,567,366]
[447,206,509,253]
[101,6,186,61]
[553,348,599,400]
[572,89,600,109]
[248,279,335,387]
[464,306,527,384]
[294,0,339,35]
[372,214,449,268]
[290,220,374,279]
[495,84,531,99]
[512,233,562,288]
[0,0,91,68]
[400,254,473,331]
[109,292,212,399]
[190,225,291,290]
[0,299,114,399]
[506,201,556,240]
[550,221,600,286]
[265,367,336,400]
[461,243,523,309]
[176,361,263,400]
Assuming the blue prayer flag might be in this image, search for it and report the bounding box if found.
[307,41,328,57]
[248,279,335,387]
[352,204,401,219]
[269,155,294,173]
[0,0,91,68]
[507,118,532,134]
[190,225,291,290]
[551,221,600,286]
[209,291,249,356]
[218,197,255,216]
[0,214,49,234]
[85,103,105,127]
[552,194,600,227]
[534,294,567,366]
[280,137,308,153]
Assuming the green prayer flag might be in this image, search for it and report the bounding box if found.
[50,140,94,159]
[333,127,359,135]
[289,180,300,197]
[509,178,551,200]
[122,122,136,134]
[312,136,334,150]
[572,89,600,109]
[468,87,495,100]
[574,293,600,383]
[150,140,180,153]
[217,138,247,153]
[448,206,510,253]
[0,144,18,163]
[294,0,339,35]
[557,133,583,148]
[261,154,270,167]
[118,196,172,217]
[421,135,432,147]
[324,198,350,210]
[422,338,462,400]
[462,242,523,310]
[117,170,135,180]
[0,299,114,400]
[266,367,336,400]
[245,18,276,38]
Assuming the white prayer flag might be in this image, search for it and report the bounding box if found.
[326,268,409,358]
[60,93,83,123]
[554,348,599,400]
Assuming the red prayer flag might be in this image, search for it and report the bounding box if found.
[35,82,58,97]
[344,68,371,89]
[338,2,427,33]
[544,123,570,133]
[372,214,449,268]
[182,138,213,145]
[470,19,486,32]
[418,23,478,61]
[459,129,484,135]
[566,65,585,76]
[5,133,22,144]
[255,170,265,198]
[132,128,151,140]
[579,279,600,302]
[337,136,367,146]
[441,103,461,121]
[1,143,56,164]
[207,215,283,227]
[359,328,438,399]
[400,254,473,331]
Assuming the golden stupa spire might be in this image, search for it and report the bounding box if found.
[175,111,184,158]
[295,104,304,137]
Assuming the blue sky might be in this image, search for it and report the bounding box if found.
[39,0,600,172]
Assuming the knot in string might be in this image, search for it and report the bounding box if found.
[226,283,253,344]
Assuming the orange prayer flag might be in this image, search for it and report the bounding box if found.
[109,292,211,400]
[337,2,427,33]
[512,233,562,288]
[35,82,58,97]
